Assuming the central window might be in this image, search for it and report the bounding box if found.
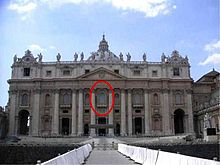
[96,89,108,107]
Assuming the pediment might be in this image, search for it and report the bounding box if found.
[77,67,126,80]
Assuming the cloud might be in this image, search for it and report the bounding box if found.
[199,40,220,65]
[49,45,58,51]
[8,1,37,14]
[28,44,46,52]
[199,53,220,65]
[8,0,175,18]
[204,40,220,52]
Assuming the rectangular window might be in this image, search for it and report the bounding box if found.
[173,68,180,76]
[23,68,30,76]
[114,109,119,113]
[84,109,90,113]
[135,109,141,113]
[63,110,68,113]
[114,70,119,74]
[152,70,158,77]
[133,70,141,76]
[46,70,52,77]
[85,69,90,74]
[63,70,70,76]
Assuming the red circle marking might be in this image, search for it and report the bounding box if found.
[89,80,115,117]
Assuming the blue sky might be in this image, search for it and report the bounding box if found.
[0,0,219,106]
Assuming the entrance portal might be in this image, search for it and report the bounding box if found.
[98,129,106,136]
[18,110,29,135]
[174,109,185,134]
[97,117,107,136]
[62,118,70,135]
[134,117,142,134]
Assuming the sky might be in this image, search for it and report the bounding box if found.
[0,0,219,107]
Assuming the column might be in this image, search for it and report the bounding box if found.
[108,90,114,136]
[71,89,77,136]
[77,89,83,136]
[90,92,96,136]
[186,90,194,134]
[120,89,126,136]
[52,89,59,135]
[127,89,132,136]
[162,89,171,135]
[32,89,40,136]
[9,90,17,135]
[144,89,150,135]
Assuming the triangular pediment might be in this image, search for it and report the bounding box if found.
[77,67,126,80]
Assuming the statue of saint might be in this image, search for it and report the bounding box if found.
[56,53,61,62]
[80,52,84,61]
[127,53,131,62]
[143,53,147,62]
[13,55,17,63]
[204,113,212,129]
[119,52,123,61]
[161,53,166,62]
[74,53,78,61]
[38,53,42,62]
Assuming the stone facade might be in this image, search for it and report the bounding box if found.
[8,36,195,137]
[193,69,220,137]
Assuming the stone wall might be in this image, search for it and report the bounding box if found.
[0,144,82,164]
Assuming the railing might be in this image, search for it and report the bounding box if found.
[118,144,219,165]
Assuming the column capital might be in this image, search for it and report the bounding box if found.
[162,88,169,94]
[72,89,77,93]
[8,89,18,95]
[53,89,60,94]
[186,89,193,94]
[78,88,84,93]
[33,89,41,94]
[144,88,150,93]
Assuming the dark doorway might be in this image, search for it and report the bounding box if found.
[134,117,142,134]
[84,124,89,135]
[174,109,185,134]
[97,117,107,136]
[18,110,29,135]
[98,117,107,124]
[98,129,106,136]
[115,123,120,136]
[62,118,70,135]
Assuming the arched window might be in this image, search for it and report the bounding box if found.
[115,93,120,105]
[153,93,159,105]
[45,94,51,106]
[21,94,28,106]
[175,93,182,104]
[133,93,141,105]
[85,94,90,105]
[63,93,70,105]
[98,92,106,105]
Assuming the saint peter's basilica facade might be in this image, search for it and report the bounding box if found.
[7,36,198,137]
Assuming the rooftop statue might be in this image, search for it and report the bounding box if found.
[13,54,17,63]
[56,53,61,62]
[127,53,131,62]
[80,52,84,61]
[74,53,78,61]
[143,53,147,62]
[119,52,123,61]
[38,53,42,62]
